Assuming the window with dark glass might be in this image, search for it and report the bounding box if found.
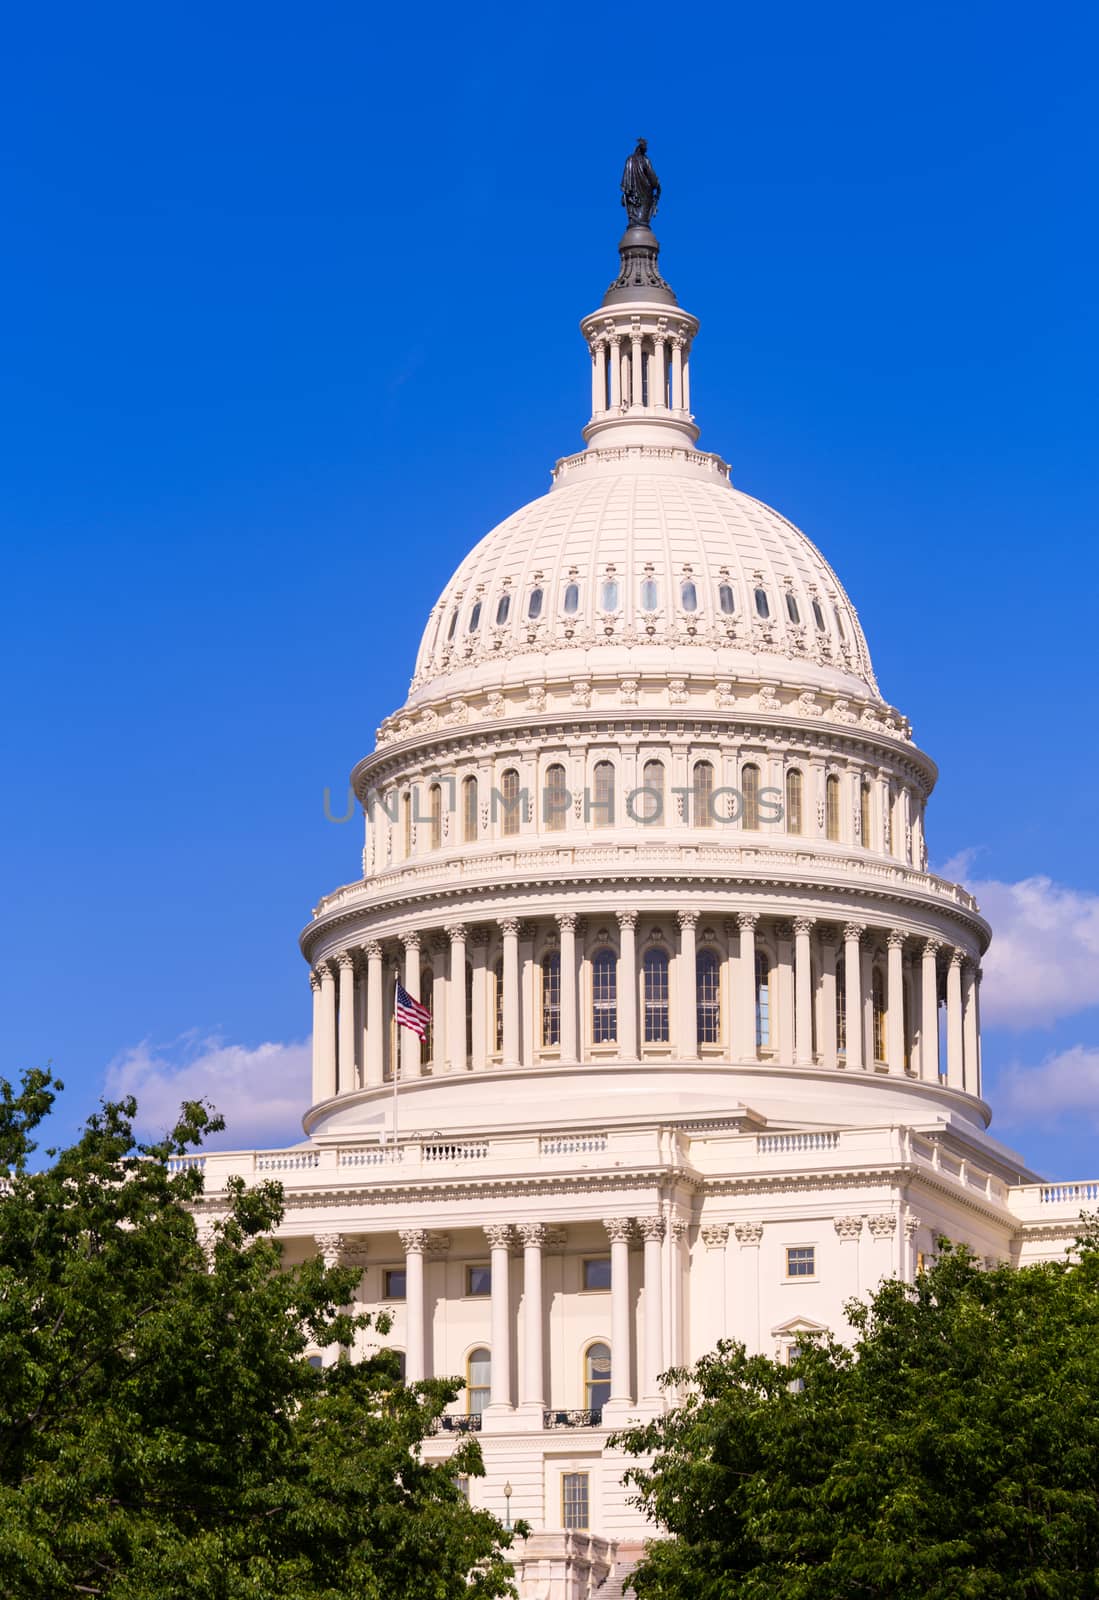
[466,1264,492,1296]
[697,948,720,1044]
[447,609,459,641]
[527,587,543,619]
[640,577,658,610]
[495,593,511,626]
[694,759,715,828]
[467,1348,491,1414]
[754,588,770,619]
[785,592,800,624]
[836,955,847,1053]
[643,947,670,1043]
[812,598,826,631]
[500,767,522,837]
[825,773,840,841]
[592,760,615,827]
[755,952,771,1047]
[563,1470,591,1529]
[681,579,698,612]
[600,578,619,611]
[541,950,561,1046]
[582,1257,612,1291]
[592,948,617,1043]
[785,769,803,835]
[742,763,760,830]
[463,775,478,842]
[468,600,482,632]
[429,783,442,849]
[718,582,736,615]
[639,758,664,823]
[563,582,580,615]
[384,1268,407,1299]
[872,968,886,1062]
[543,763,568,833]
[584,1345,611,1413]
[786,1246,816,1278]
[493,958,504,1052]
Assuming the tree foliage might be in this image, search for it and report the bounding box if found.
[0,1069,517,1599]
[618,1234,1099,1599]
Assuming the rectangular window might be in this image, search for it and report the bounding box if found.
[455,1474,470,1502]
[383,1268,407,1299]
[466,1263,492,1296]
[562,1472,590,1531]
[582,1256,612,1291]
[785,1246,816,1278]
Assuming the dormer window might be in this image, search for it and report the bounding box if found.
[640,578,658,610]
[495,594,511,626]
[527,587,543,620]
[563,582,580,615]
[600,578,619,612]
[812,599,826,631]
[785,593,800,624]
[754,588,770,619]
[718,583,736,614]
[468,601,482,632]
[446,609,459,641]
[680,580,698,612]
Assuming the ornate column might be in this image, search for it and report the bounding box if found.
[617,911,639,1060]
[519,920,536,1067]
[337,952,357,1094]
[734,1220,763,1355]
[608,335,622,407]
[517,1222,546,1413]
[399,1228,428,1382]
[605,1218,634,1408]
[775,922,794,1059]
[963,960,980,1096]
[886,931,905,1074]
[470,928,490,1070]
[818,926,839,1067]
[639,1217,666,1402]
[431,935,448,1070]
[920,939,941,1081]
[670,336,684,410]
[447,924,467,1074]
[793,917,814,1065]
[557,913,578,1065]
[843,924,864,1070]
[356,952,369,1085]
[484,1224,513,1413]
[651,337,667,408]
[364,941,384,1088]
[310,970,324,1103]
[500,918,520,1069]
[316,962,338,1101]
[735,912,758,1060]
[677,911,698,1060]
[590,340,604,414]
[400,933,423,1079]
[630,333,643,407]
[946,949,965,1089]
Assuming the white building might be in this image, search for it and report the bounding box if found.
[190,174,1092,1598]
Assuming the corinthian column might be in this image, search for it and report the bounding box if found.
[886,931,905,1074]
[639,1216,666,1403]
[843,924,864,1070]
[946,949,964,1090]
[677,911,699,1060]
[484,1224,513,1415]
[921,939,941,1081]
[963,960,980,1096]
[500,918,520,1069]
[364,940,384,1088]
[735,913,758,1061]
[399,1228,428,1382]
[605,1218,634,1410]
[400,933,423,1079]
[517,1223,546,1412]
[793,917,814,1065]
[315,962,338,1101]
[310,970,324,1103]
[447,924,467,1074]
[617,911,638,1060]
[337,952,357,1094]
[557,913,578,1065]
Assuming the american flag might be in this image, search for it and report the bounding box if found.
[395,981,431,1040]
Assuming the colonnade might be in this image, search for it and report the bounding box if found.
[309,913,982,1104]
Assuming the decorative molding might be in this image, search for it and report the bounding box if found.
[700,1223,728,1248]
[484,1223,514,1249]
[867,1213,895,1240]
[604,1217,635,1244]
[638,1216,666,1242]
[398,1228,429,1253]
[733,1220,764,1246]
[833,1216,863,1240]
[517,1222,548,1248]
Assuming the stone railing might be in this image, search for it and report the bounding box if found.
[757,1131,840,1155]
[543,1408,603,1429]
[1008,1180,1099,1222]
[432,1414,482,1434]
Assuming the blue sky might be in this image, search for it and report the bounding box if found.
[1,1,1097,1176]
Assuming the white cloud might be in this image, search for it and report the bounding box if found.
[104,1033,311,1150]
[998,1045,1099,1129]
[934,860,1099,1030]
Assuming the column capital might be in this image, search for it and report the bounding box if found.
[638,1216,666,1242]
[867,1213,895,1240]
[498,917,520,938]
[736,911,759,932]
[886,929,906,950]
[617,909,639,930]
[833,1216,863,1240]
[923,936,943,957]
[314,1231,345,1268]
[401,931,422,953]
[733,1220,764,1246]
[484,1223,514,1250]
[604,1217,635,1244]
[948,946,964,968]
[904,1214,923,1239]
[364,939,383,960]
[335,950,355,972]
[517,1222,547,1248]
[843,922,866,944]
[399,1228,429,1254]
[676,909,699,930]
[309,968,322,993]
[792,916,814,937]
[445,922,467,942]
[556,912,578,933]
[700,1223,728,1249]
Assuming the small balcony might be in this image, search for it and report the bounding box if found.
[543,1407,603,1429]
[432,1413,482,1434]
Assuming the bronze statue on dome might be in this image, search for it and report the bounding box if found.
[620,138,660,228]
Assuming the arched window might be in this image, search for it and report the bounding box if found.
[468,600,482,633]
[694,759,715,828]
[527,587,543,620]
[785,592,801,624]
[785,769,803,835]
[640,577,658,610]
[563,581,580,615]
[402,791,412,856]
[592,760,615,827]
[697,948,721,1044]
[643,947,670,1043]
[466,1348,491,1415]
[543,763,568,833]
[493,959,504,1053]
[826,773,841,841]
[742,763,760,831]
[755,951,771,1047]
[429,783,443,850]
[422,967,435,1060]
[718,582,736,615]
[462,775,478,843]
[446,609,459,642]
[592,948,617,1043]
[541,951,561,1046]
[584,1342,611,1416]
[600,577,619,612]
[681,579,699,612]
[500,767,522,837]
[836,955,847,1055]
[860,779,872,849]
[640,759,664,823]
[872,968,886,1063]
[495,593,511,626]
[812,598,826,631]
[754,587,770,619]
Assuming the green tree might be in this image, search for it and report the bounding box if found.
[617,1235,1099,1599]
[0,1069,517,1599]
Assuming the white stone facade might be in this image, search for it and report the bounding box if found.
[193,204,1089,1598]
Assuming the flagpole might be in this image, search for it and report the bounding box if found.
[392,978,400,1148]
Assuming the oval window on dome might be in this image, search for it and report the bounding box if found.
[834,606,846,641]
[785,593,800,624]
[812,599,826,631]
[495,593,511,626]
[718,583,736,614]
[563,582,580,615]
[600,578,620,612]
[640,578,658,611]
[527,587,543,620]
[468,600,482,633]
[446,608,459,641]
[681,580,699,613]
[754,588,770,619]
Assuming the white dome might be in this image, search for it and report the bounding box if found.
[409,451,879,706]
